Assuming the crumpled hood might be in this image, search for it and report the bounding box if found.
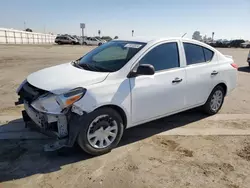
[27,63,109,94]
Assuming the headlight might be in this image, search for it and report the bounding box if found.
[31,88,86,114]
[56,88,86,109]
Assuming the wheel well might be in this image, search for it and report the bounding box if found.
[216,83,227,95]
[96,105,127,127]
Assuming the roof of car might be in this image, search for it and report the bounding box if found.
[114,37,198,44]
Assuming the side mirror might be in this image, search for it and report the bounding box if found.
[128,64,155,78]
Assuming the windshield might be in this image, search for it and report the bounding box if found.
[76,41,146,72]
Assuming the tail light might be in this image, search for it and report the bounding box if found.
[231,63,238,69]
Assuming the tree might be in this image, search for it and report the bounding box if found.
[114,36,118,39]
[192,31,202,41]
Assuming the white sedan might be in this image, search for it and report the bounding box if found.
[16,37,237,155]
[82,37,104,46]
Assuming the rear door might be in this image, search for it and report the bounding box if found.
[62,37,69,44]
[90,38,95,45]
[93,38,99,45]
[183,42,217,107]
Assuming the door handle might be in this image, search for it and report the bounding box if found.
[172,77,183,83]
[211,71,218,75]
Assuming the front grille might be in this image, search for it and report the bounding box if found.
[18,82,47,103]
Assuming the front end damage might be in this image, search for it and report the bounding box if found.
[15,81,86,151]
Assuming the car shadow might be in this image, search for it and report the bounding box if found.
[0,108,207,182]
[238,66,250,73]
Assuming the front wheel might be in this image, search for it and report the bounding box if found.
[203,85,225,115]
[77,108,124,156]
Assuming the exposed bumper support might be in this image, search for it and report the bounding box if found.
[22,103,86,151]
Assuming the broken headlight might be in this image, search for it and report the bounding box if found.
[31,88,86,114]
[56,88,86,109]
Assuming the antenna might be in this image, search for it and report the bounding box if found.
[181,33,187,38]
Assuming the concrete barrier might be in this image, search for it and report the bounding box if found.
[0,28,57,44]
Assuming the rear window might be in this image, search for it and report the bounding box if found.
[184,43,205,65]
[184,43,214,65]
[203,48,214,62]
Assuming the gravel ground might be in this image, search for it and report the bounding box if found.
[0,44,250,188]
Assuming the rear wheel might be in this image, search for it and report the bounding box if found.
[77,108,124,156]
[203,85,225,115]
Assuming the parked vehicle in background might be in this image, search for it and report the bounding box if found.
[16,37,237,156]
[101,36,113,42]
[55,35,79,45]
[240,42,250,48]
[82,37,105,46]
[208,40,231,48]
[229,39,245,48]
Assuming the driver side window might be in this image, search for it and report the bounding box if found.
[139,42,180,72]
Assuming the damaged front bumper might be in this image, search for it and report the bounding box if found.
[16,82,86,151]
[23,101,68,138]
[22,101,84,151]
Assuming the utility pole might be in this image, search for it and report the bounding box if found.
[132,30,134,37]
[24,21,26,30]
[212,32,215,42]
[80,23,85,45]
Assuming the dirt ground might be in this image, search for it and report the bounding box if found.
[0,45,250,188]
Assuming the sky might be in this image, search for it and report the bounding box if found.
[0,0,250,40]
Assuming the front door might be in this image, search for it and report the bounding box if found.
[130,41,186,124]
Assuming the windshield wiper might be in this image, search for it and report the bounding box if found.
[81,63,96,71]
[72,60,83,69]
[73,60,113,72]
[81,63,112,72]
[91,65,113,72]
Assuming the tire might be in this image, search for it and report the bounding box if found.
[77,107,124,156]
[98,43,102,46]
[203,85,225,115]
[248,62,250,67]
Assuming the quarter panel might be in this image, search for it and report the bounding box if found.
[210,60,237,95]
